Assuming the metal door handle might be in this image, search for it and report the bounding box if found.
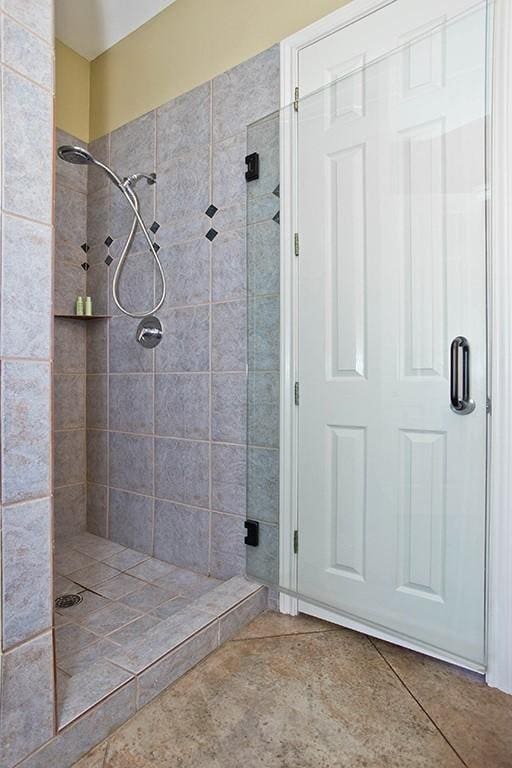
[450,336,475,414]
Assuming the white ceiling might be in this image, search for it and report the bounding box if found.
[55,0,177,61]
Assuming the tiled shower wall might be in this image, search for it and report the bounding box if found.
[54,129,88,539]
[81,46,280,579]
[0,2,55,767]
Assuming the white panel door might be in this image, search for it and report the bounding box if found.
[297,0,488,666]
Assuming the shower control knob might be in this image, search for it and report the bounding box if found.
[136,316,163,348]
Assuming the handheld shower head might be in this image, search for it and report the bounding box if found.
[57,145,96,165]
[56,144,166,319]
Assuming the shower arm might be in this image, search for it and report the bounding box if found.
[92,158,166,319]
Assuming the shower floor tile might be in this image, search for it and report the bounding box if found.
[125,557,177,583]
[102,547,150,571]
[93,572,147,600]
[54,535,221,667]
[53,532,248,732]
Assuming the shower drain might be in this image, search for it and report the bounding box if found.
[55,593,83,609]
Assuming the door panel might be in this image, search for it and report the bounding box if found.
[297,0,488,666]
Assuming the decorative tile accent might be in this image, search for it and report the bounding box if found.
[152,242,160,252]
[81,243,90,252]
[81,261,90,271]
[206,228,218,241]
[273,210,280,224]
[273,184,280,197]
[104,255,113,266]
[104,235,113,247]
[205,204,218,218]
[150,220,160,233]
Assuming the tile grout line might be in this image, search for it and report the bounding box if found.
[368,637,470,768]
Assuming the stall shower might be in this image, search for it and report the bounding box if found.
[52,44,279,733]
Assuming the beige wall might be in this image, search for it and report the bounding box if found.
[56,40,90,142]
[86,0,351,139]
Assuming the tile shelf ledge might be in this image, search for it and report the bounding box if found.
[54,314,112,319]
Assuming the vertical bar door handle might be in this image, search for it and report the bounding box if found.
[450,336,476,414]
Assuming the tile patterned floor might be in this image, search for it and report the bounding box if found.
[55,532,222,722]
[73,611,512,768]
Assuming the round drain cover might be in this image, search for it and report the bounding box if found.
[55,593,83,609]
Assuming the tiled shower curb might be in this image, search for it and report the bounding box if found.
[18,578,267,768]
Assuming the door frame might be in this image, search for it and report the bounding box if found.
[279,0,512,692]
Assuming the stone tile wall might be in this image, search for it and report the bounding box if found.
[82,45,280,581]
[54,129,88,539]
[0,2,55,766]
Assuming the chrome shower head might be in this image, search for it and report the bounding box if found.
[57,145,96,165]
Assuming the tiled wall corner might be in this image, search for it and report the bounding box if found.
[79,45,280,581]
[0,2,56,765]
[54,128,89,540]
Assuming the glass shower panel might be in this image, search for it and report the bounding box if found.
[245,110,281,586]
